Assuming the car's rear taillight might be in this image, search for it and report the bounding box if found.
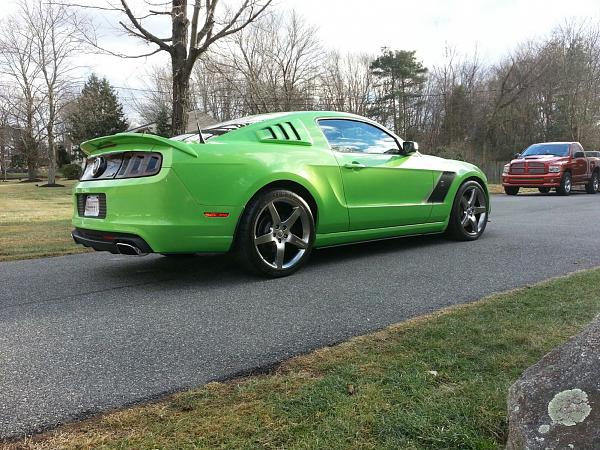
[81,152,162,181]
[115,153,162,179]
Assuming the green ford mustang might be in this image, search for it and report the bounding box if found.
[72,111,489,277]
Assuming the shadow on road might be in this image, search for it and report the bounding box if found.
[89,232,454,287]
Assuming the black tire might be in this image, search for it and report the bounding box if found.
[585,171,599,194]
[446,180,488,241]
[538,187,551,194]
[504,186,520,196]
[235,189,315,277]
[557,172,572,196]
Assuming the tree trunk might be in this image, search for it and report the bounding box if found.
[27,153,37,180]
[0,142,5,182]
[24,133,38,180]
[47,127,56,185]
[171,63,190,136]
[170,0,190,136]
[47,91,57,185]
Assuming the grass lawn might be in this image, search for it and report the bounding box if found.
[7,268,600,450]
[487,184,539,195]
[0,180,89,261]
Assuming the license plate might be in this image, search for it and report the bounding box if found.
[84,195,100,217]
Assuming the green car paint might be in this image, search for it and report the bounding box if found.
[73,111,489,255]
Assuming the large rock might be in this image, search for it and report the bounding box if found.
[506,315,600,449]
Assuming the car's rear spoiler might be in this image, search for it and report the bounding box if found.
[80,133,198,158]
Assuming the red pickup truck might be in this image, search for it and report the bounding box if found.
[502,142,600,195]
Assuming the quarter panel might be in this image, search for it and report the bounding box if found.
[172,141,350,234]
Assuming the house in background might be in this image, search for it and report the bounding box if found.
[127,110,218,135]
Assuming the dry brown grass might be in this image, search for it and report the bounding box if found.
[0,180,89,261]
[487,184,540,195]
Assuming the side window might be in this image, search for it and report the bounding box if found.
[318,119,400,154]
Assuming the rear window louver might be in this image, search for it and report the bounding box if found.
[256,119,313,146]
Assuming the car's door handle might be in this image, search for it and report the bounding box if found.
[344,161,366,169]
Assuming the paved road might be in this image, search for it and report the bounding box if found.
[2,193,600,438]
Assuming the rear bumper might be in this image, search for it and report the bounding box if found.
[502,173,562,187]
[72,228,153,254]
[71,169,242,253]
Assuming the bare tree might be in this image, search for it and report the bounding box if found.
[0,95,9,182]
[22,0,83,185]
[133,65,173,124]
[0,14,44,180]
[85,0,272,135]
[209,10,323,113]
[319,51,373,115]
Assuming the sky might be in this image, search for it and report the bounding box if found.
[2,0,600,124]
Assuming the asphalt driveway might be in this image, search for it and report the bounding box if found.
[2,192,600,438]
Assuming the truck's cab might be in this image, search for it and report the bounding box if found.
[502,142,600,195]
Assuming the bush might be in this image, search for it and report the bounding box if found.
[61,163,82,180]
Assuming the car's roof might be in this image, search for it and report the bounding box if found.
[205,111,361,129]
[530,141,577,145]
[173,111,402,145]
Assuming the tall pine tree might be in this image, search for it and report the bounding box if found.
[370,49,427,138]
[67,74,128,144]
[153,103,172,138]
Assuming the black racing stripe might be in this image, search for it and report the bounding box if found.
[428,172,456,203]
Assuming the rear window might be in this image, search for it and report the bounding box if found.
[171,112,289,143]
[171,124,249,143]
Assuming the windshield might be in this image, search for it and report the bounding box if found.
[522,143,570,157]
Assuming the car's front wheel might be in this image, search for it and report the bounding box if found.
[538,187,551,194]
[504,186,519,195]
[447,180,488,241]
[236,189,315,277]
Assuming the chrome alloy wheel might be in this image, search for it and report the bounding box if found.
[253,198,311,270]
[594,175,599,192]
[459,186,487,237]
[564,175,572,193]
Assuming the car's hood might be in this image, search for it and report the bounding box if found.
[418,154,483,174]
[510,155,570,164]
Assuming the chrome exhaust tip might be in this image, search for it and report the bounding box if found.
[116,242,148,256]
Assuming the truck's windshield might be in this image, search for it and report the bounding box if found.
[522,143,570,157]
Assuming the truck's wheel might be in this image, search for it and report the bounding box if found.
[585,171,599,194]
[557,172,572,196]
[538,187,551,194]
[504,186,519,196]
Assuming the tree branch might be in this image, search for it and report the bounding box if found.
[119,0,172,53]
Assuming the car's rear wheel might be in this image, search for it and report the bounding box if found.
[538,187,551,194]
[557,172,572,196]
[447,180,488,241]
[504,186,519,195]
[236,189,315,277]
[585,171,599,194]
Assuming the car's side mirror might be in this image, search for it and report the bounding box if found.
[514,153,522,159]
[403,141,419,154]
[574,151,585,158]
